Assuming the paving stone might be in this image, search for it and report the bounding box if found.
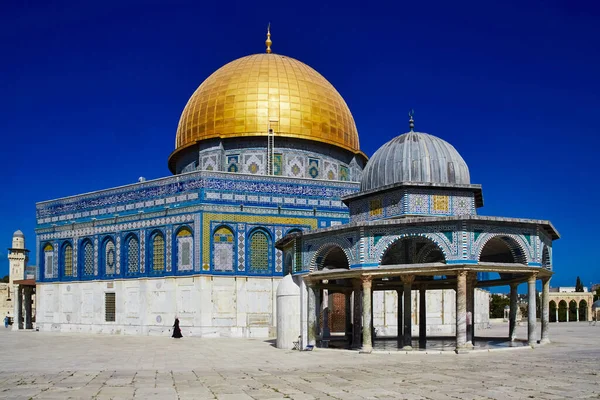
[0,323,598,399]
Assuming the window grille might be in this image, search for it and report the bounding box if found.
[64,244,73,277]
[152,234,165,272]
[83,241,94,276]
[105,293,116,322]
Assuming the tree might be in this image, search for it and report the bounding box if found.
[0,275,8,283]
[575,276,584,292]
[594,287,600,302]
[489,294,510,318]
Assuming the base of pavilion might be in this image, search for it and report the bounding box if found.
[302,263,553,354]
[318,335,533,352]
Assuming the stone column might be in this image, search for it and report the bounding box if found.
[25,287,33,330]
[555,307,558,323]
[527,273,537,347]
[419,286,427,346]
[540,277,550,344]
[576,302,580,322]
[396,289,403,340]
[455,271,468,353]
[352,280,362,349]
[307,283,317,347]
[401,275,414,350]
[17,286,23,330]
[509,283,518,341]
[361,276,373,353]
[566,305,569,322]
[466,273,476,345]
[345,292,352,341]
[322,289,330,338]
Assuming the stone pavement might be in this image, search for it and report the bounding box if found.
[0,322,599,399]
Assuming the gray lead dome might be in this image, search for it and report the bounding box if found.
[360,131,470,191]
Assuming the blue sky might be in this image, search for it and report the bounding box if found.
[1,0,598,288]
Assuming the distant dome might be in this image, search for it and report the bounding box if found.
[13,230,24,238]
[360,130,470,191]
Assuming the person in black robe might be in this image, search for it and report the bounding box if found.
[172,317,183,338]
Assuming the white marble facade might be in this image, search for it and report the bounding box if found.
[36,276,488,337]
[36,276,281,337]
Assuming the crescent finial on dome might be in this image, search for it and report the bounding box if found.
[266,23,272,54]
[409,109,415,131]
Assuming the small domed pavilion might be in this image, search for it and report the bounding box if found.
[277,114,559,352]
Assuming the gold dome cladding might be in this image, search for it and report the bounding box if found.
[172,53,361,166]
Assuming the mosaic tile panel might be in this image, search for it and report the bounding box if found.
[213,226,235,272]
[105,240,116,275]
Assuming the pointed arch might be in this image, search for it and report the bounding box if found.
[212,225,235,273]
[175,226,194,273]
[312,243,350,271]
[541,245,551,270]
[61,241,74,278]
[375,232,450,265]
[102,236,116,277]
[149,230,165,274]
[248,228,272,275]
[479,235,527,264]
[80,238,95,278]
[124,233,140,276]
[380,236,446,265]
[42,243,54,279]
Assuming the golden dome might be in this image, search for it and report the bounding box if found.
[169,53,363,171]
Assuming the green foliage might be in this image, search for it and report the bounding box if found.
[489,294,510,318]
[0,275,8,283]
[575,276,584,292]
[594,287,600,302]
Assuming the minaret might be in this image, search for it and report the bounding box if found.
[7,230,28,298]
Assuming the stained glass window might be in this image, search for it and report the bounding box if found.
[127,236,139,275]
[249,231,270,274]
[63,244,73,277]
[213,227,234,272]
[105,240,115,275]
[83,241,94,276]
[177,228,193,271]
[44,243,54,278]
[152,233,165,272]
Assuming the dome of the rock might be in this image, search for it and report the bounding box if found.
[168,53,365,174]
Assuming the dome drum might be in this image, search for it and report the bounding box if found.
[172,135,366,181]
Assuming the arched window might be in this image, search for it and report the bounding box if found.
[62,243,73,278]
[43,243,54,279]
[176,227,193,272]
[104,239,116,276]
[126,235,139,276]
[213,226,234,272]
[81,240,94,277]
[150,232,165,273]
[249,230,271,274]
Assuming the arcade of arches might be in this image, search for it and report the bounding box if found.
[302,236,553,353]
[548,293,593,323]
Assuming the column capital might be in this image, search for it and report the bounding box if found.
[361,275,373,288]
[401,274,414,285]
[528,272,538,283]
[541,276,551,284]
[456,270,468,279]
